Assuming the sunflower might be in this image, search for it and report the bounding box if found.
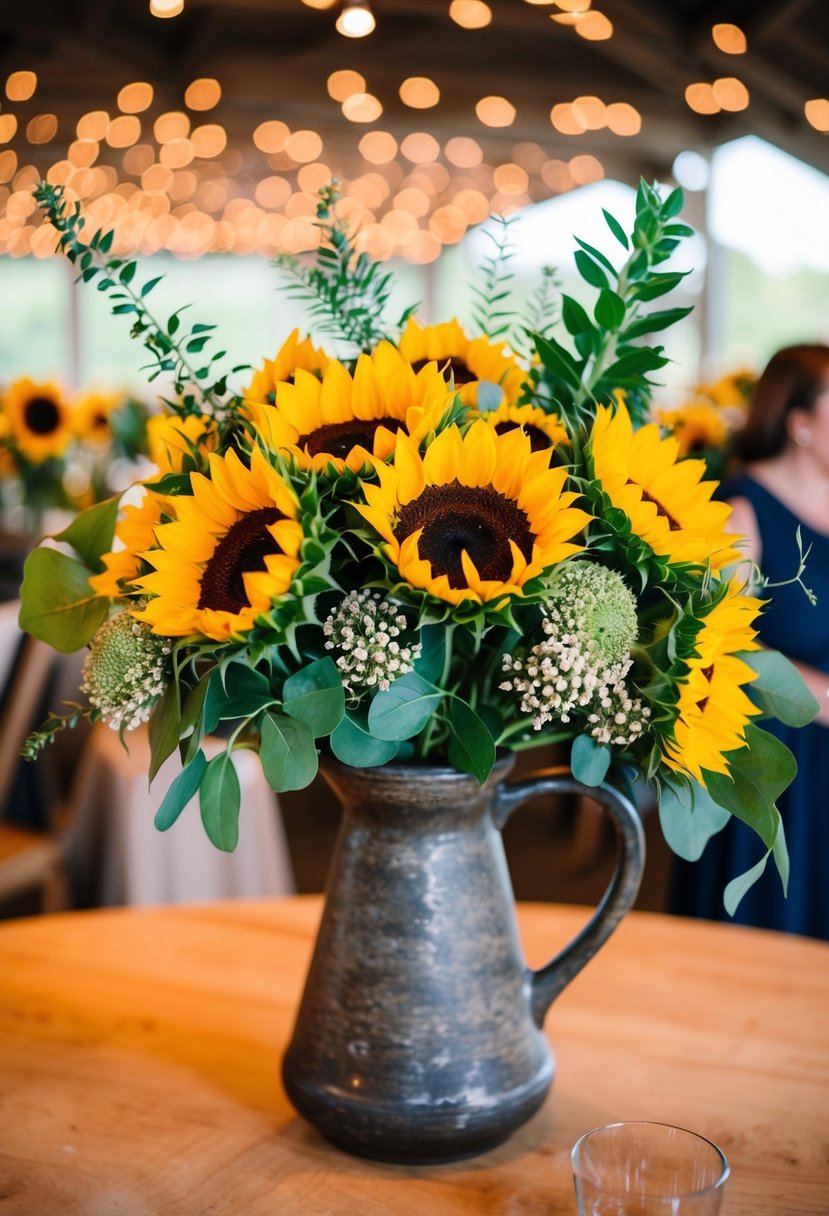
[658,402,728,458]
[71,391,121,446]
[701,368,756,409]
[478,402,568,452]
[1,377,72,464]
[147,411,219,474]
[245,341,457,475]
[133,446,304,640]
[661,584,762,784]
[242,328,331,405]
[397,317,526,410]
[588,401,742,572]
[89,488,170,599]
[356,420,590,606]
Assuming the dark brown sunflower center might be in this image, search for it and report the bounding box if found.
[298,417,405,459]
[24,396,61,436]
[494,420,553,452]
[641,489,681,531]
[198,507,285,614]
[394,481,533,590]
[410,357,474,387]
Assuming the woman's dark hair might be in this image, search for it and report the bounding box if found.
[733,343,829,461]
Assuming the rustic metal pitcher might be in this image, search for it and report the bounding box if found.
[282,754,645,1163]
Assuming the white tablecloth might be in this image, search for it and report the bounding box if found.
[65,724,295,906]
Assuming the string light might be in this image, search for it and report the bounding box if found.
[449,1,492,29]
[712,23,746,54]
[149,0,184,17]
[336,1,375,38]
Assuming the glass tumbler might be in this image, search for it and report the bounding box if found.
[571,1120,729,1215]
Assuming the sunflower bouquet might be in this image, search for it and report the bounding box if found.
[21,182,815,912]
[0,376,151,529]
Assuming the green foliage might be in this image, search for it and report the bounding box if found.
[330,711,400,767]
[446,698,496,784]
[367,671,444,742]
[260,713,319,791]
[532,179,694,428]
[34,182,239,421]
[742,649,819,726]
[273,182,417,354]
[19,548,109,653]
[657,778,730,862]
[200,752,241,851]
[570,734,612,786]
[470,214,516,340]
[154,750,208,831]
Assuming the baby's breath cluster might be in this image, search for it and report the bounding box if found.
[501,561,650,745]
[81,605,171,731]
[584,671,651,747]
[323,589,421,701]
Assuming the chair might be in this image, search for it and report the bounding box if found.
[0,599,69,914]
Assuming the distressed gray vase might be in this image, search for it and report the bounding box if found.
[282,754,645,1164]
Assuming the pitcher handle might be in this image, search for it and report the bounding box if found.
[493,766,645,1027]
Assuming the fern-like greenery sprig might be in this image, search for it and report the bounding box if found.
[469,214,517,341]
[273,182,417,356]
[34,183,243,425]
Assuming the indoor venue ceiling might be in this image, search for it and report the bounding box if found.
[0,0,827,261]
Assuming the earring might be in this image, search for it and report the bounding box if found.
[795,429,812,447]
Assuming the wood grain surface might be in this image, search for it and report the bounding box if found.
[1,898,827,1215]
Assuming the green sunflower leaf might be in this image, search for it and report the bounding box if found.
[282,656,344,736]
[330,710,400,768]
[260,712,319,790]
[447,698,496,784]
[741,648,819,727]
[199,751,241,851]
[703,724,796,849]
[19,547,109,653]
[154,749,207,831]
[570,733,611,786]
[367,671,443,741]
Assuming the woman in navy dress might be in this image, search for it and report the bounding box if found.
[670,344,829,939]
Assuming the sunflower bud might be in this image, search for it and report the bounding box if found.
[82,606,172,731]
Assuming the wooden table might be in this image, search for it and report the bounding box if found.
[1,898,827,1215]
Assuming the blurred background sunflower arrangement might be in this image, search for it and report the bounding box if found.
[0,376,152,537]
[655,365,757,480]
